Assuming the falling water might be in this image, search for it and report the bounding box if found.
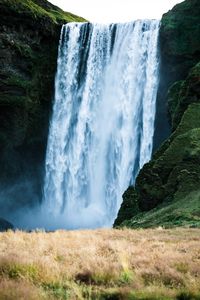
[43,21,160,229]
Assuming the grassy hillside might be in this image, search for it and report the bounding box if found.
[0,228,200,299]
[0,0,86,24]
[120,191,200,229]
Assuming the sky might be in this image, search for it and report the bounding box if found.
[48,0,184,23]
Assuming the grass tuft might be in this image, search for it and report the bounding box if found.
[0,229,199,299]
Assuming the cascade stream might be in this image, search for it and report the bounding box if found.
[43,20,160,229]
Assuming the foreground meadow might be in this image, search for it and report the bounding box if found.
[0,228,200,300]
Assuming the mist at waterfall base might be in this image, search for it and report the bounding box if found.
[13,20,160,231]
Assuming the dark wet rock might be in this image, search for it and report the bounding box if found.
[0,218,14,231]
[154,0,200,149]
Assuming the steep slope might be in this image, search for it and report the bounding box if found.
[0,0,86,213]
[115,0,200,228]
[154,0,200,149]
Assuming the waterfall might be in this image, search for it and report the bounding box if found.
[43,20,160,229]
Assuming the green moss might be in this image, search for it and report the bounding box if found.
[0,0,86,24]
[161,0,200,57]
[168,81,184,124]
[138,124,200,210]
[115,103,200,228]
[173,103,200,137]
[4,75,30,90]
[0,95,27,107]
[120,190,200,229]
[114,187,139,227]
[170,62,200,130]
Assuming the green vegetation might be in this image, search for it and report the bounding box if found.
[161,0,200,56]
[120,191,200,228]
[154,0,200,151]
[0,262,40,281]
[114,187,139,227]
[0,0,86,24]
[170,62,200,130]
[116,103,200,228]
[115,59,200,228]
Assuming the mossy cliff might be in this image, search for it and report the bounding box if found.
[0,0,85,212]
[154,0,200,149]
[115,0,200,228]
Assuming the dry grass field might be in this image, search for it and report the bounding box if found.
[0,228,200,299]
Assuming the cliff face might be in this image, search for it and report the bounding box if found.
[160,0,200,82]
[115,0,200,228]
[0,0,85,213]
[154,0,200,149]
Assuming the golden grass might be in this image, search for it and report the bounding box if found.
[0,228,200,299]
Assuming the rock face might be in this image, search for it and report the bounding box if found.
[0,0,85,212]
[115,0,200,228]
[160,0,200,82]
[0,218,14,231]
[154,0,200,149]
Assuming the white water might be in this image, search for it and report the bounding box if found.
[43,21,160,229]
